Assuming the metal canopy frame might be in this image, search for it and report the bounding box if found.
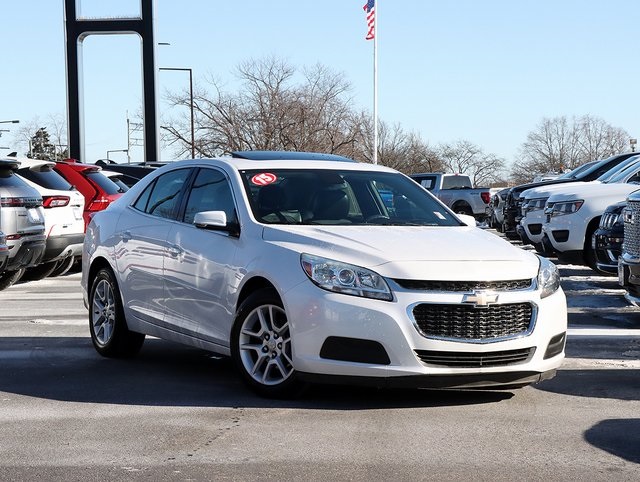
[64,0,158,162]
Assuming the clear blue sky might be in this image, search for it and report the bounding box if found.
[2,0,639,168]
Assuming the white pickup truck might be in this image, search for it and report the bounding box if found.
[410,173,491,220]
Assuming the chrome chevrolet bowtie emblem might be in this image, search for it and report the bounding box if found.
[462,290,499,308]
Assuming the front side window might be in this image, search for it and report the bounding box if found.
[133,168,191,219]
[182,168,237,224]
[240,169,461,227]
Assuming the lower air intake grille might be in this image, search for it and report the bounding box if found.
[412,303,533,341]
[415,347,535,368]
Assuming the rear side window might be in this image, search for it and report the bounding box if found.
[84,170,123,195]
[441,176,472,189]
[18,166,73,191]
[413,175,436,190]
[133,168,192,219]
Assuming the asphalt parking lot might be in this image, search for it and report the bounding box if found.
[1,236,639,480]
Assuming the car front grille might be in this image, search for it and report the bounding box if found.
[395,279,533,291]
[412,302,534,342]
[414,347,535,368]
[623,200,640,258]
[600,211,619,230]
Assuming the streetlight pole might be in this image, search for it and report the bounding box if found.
[159,67,195,158]
[0,120,20,124]
[106,149,129,161]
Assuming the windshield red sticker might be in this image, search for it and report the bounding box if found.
[251,173,277,185]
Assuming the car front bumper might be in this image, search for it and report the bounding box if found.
[619,254,640,306]
[593,228,623,274]
[284,281,567,388]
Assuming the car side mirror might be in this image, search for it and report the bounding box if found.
[457,213,477,227]
[193,211,240,237]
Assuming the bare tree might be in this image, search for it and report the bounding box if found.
[438,140,506,186]
[512,115,629,184]
[164,57,363,159]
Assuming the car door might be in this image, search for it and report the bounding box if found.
[164,167,240,346]
[114,167,193,327]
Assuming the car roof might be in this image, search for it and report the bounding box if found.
[168,156,394,174]
[10,157,55,169]
[56,158,103,172]
[230,150,358,163]
[0,158,21,170]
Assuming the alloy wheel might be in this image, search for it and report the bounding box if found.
[238,304,293,386]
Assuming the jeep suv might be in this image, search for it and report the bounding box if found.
[0,158,46,290]
[15,158,86,280]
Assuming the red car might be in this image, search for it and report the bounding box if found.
[54,159,126,228]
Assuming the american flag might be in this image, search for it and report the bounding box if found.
[363,0,375,40]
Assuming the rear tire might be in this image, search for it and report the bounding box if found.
[453,204,473,216]
[89,268,145,358]
[0,269,24,291]
[48,256,75,277]
[20,261,59,282]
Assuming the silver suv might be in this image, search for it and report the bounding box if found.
[0,158,46,290]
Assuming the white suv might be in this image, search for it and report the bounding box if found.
[542,158,640,270]
[82,154,567,397]
[15,158,85,280]
[0,158,46,290]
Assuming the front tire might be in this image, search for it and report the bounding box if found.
[89,268,145,358]
[231,288,302,398]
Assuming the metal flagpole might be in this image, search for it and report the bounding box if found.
[373,1,378,164]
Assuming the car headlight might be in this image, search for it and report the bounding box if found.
[537,256,560,298]
[300,254,392,301]
[526,198,547,213]
[551,199,583,216]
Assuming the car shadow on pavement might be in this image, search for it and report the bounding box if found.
[534,369,640,401]
[584,419,640,464]
[0,336,514,409]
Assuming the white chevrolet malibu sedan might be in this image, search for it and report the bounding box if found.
[82,152,567,397]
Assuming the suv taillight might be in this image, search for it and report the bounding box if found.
[86,197,111,212]
[43,195,70,208]
[480,192,491,204]
[0,197,42,208]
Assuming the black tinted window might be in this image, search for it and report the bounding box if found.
[18,166,73,191]
[138,169,191,219]
[183,168,236,224]
[84,170,123,195]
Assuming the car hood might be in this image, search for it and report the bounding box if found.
[521,181,600,200]
[262,225,539,280]
[546,182,640,202]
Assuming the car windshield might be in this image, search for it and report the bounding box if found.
[604,157,640,184]
[560,160,598,179]
[241,169,462,226]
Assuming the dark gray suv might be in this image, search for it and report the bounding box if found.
[0,158,46,290]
